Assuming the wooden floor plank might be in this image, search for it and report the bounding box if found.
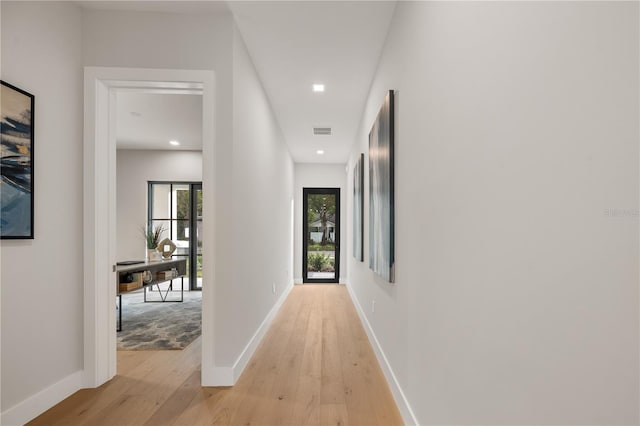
[219,286,308,425]
[256,290,311,425]
[333,285,386,426]
[28,285,403,426]
[83,339,202,426]
[170,386,228,426]
[289,287,323,426]
[143,368,202,426]
[320,403,349,426]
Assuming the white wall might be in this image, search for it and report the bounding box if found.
[347,2,639,425]
[0,5,294,422]
[116,150,202,260]
[82,7,235,381]
[294,163,347,283]
[82,15,236,369]
[82,8,231,72]
[1,0,84,421]
[84,7,295,372]
[216,24,295,366]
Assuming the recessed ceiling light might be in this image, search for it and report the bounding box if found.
[313,84,325,92]
[169,140,180,146]
[316,149,324,155]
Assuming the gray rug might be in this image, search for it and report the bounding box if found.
[117,288,201,351]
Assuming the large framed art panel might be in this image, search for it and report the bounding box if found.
[353,153,364,262]
[369,90,394,282]
[1,81,35,239]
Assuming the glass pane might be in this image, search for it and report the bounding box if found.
[196,187,203,218]
[306,192,336,280]
[171,185,190,262]
[173,220,190,256]
[172,184,190,220]
[152,184,171,219]
[174,219,190,242]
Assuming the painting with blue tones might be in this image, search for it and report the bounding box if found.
[369,90,394,282]
[1,81,34,239]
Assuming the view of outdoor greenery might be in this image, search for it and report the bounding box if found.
[307,194,336,224]
[176,189,189,240]
[307,193,336,273]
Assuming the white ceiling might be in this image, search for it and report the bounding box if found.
[229,1,396,163]
[82,1,397,163]
[116,91,203,151]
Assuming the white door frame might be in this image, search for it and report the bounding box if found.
[83,67,216,387]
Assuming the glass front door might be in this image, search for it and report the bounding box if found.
[149,182,202,290]
[303,188,340,283]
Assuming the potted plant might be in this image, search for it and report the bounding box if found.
[142,224,165,261]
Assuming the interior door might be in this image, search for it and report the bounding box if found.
[303,187,340,283]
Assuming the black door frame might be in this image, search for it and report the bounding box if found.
[303,187,340,284]
[148,181,202,290]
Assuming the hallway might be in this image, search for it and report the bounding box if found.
[28,285,403,425]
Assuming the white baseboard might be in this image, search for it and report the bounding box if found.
[201,366,234,387]
[345,284,419,426]
[232,282,294,381]
[294,278,303,285]
[199,283,294,387]
[1,370,83,426]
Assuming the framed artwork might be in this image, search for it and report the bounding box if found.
[353,153,364,261]
[1,81,35,239]
[369,90,394,282]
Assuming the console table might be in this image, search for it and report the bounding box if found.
[116,258,187,331]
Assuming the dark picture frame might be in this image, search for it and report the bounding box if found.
[369,90,394,282]
[1,80,35,239]
[353,153,364,261]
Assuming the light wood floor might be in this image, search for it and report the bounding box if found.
[29,284,403,425]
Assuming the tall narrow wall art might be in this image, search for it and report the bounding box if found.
[368,90,394,282]
[353,153,364,261]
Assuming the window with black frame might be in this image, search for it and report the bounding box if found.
[148,182,202,290]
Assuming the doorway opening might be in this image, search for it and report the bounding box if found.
[84,67,215,388]
[303,187,340,283]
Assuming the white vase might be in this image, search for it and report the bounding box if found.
[147,249,160,262]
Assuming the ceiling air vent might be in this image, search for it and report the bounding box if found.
[313,127,332,136]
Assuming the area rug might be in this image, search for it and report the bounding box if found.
[117,289,201,351]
